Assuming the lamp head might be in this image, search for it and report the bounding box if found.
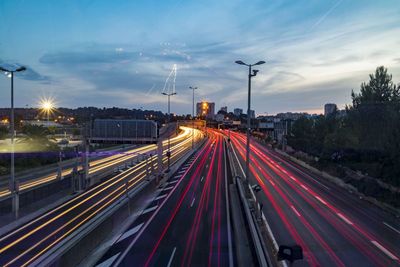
[235,60,247,66]
[254,61,266,66]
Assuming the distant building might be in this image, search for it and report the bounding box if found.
[276,112,307,120]
[324,103,337,116]
[220,106,228,113]
[215,113,224,122]
[196,102,215,119]
[249,109,255,119]
[234,108,243,117]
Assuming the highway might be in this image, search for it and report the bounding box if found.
[0,126,190,199]
[96,129,233,267]
[228,130,400,267]
[0,127,202,267]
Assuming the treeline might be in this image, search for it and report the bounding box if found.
[288,66,400,188]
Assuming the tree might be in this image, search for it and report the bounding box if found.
[0,126,8,140]
[351,66,399,107]
[348,66,400,151]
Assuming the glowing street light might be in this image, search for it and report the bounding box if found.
[39,97,55,126]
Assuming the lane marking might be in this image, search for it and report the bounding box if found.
[201,176,204,182]
[315,195,327,205]
[291,206,301,217]
[289,176,297,181]
[301,184,309,191]
[371,240,399,260]
[190,197,196,208]
[95,252,121,267]
[166,180,179,185]
[206,164,209,168]
[270,180,275,186]
[118,223,144,242]
[142,205,158,215]
[383,222,400,235]
[157,186,174,192]
[154,194,168,201]
[173,175,181,179]
[167,247,177,267]
[337,213,353,225]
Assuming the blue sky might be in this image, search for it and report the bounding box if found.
[0,0,399,115]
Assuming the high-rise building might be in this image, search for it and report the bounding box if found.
[196,102,215,119]
[220,106,228,113]
[324,103,337,116]
[234,108,243,117]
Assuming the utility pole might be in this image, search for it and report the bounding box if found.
[235,60,265,180]
[189,86,198,149]
[0,65,26,218]
[162,92,176,172]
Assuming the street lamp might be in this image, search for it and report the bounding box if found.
[0,65,26,218]
[162,91,176,172]
[235,60,265,181]
[189,86,198,149]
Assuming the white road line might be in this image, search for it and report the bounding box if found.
[201,176,204,182]
[157,186,174,192]
[270,180,275,186]
[95,252,121,267]
[312,179,330,190]
[383,222,400,235]
[118,223,144,242]
[166,180,179,185]
[289,176,297,181]
[371,240,399,260]
[337,213,353,225]
[154,194,168,201]
[301,184,309,191]
[167,247,177,267]
[291,206,301,217]
[206,164,209,168]
[190,197,196,207]
[315,195,327,205]
[282,170,288,174]
[142,205,158,215]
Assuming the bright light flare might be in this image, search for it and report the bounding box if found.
[39,97,56,117]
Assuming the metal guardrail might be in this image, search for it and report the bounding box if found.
[225,139,271,267]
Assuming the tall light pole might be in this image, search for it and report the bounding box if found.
[0,65,26,218]
[189,86,198,149]
[235,60,265,181]
[162,92,176,172]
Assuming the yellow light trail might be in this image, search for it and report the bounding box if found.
[0,127,202,263]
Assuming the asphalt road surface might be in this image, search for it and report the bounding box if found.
[228,130,399,267]
[100,129,234,267]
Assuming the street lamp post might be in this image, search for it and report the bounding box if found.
[162,92,176,172]
[235,60,265,181]
[189,86,198,149]
[0,65,26,218]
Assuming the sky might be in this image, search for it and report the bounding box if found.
[0,0,399,115]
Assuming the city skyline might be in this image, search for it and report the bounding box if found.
[1,0,399,114]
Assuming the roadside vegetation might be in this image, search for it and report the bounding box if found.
[287,66,400,207]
